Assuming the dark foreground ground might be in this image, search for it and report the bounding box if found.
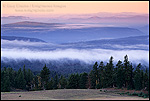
[1,89,149,100]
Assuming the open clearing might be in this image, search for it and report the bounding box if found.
[1,89,149,100]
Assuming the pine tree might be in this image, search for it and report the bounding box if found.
[104,56,114,88]
[1,68,10,92]
[113,65,117,87]
[75,73,80,89]
[1,70,5,91]
[67,73,80,89]
[134,63,142,90]
[87,74,92,89]
[147,76,149,94]
[103,64,108,88]
[40,64,50,90]
[67,74,75,89]
[23,65,27,85]
[89,70,96,89]
[140,70,144,89]
[89,62,98,89]
[37,75,42,90]
[3,74,10,92]
[17,68,26,89]
[98,61,105,88]
[33,76,39,90]
[59,75,67,89]
[6,67,16,89]
[143,68,149,90]
[79,72,88,89]
[46,79,53,90]
[116,60,124,88]
[123,55,130,88]
[53,74,58,89]
[26,69,34,90]
[127,63,134,90]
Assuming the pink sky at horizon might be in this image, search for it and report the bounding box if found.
[1,1,149,18]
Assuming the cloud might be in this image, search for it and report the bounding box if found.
[1,48,149,65]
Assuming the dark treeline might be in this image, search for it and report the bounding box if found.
[1,55,149,93]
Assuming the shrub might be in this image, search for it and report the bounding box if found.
[96,83,100,89]
[116,92,127,95]
[143,93,149,98]
[138,92,144,97]
[125,92,129,94]
[104,90,107,92]
[119,92,125,95]
[131,92,138,96]
[126,92,149,98]
[127,93,132,96]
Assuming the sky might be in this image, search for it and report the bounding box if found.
[1,1,149,17]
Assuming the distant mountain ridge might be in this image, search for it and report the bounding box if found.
[63,15,149,25]
[1,36,46,43]
[1,21,146,43]
[2,12,148,26]
[1,35,149,51]
[2,16,30,20]
[2,21,64,27]
[75,35,149,45]
[61,35,149,50]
